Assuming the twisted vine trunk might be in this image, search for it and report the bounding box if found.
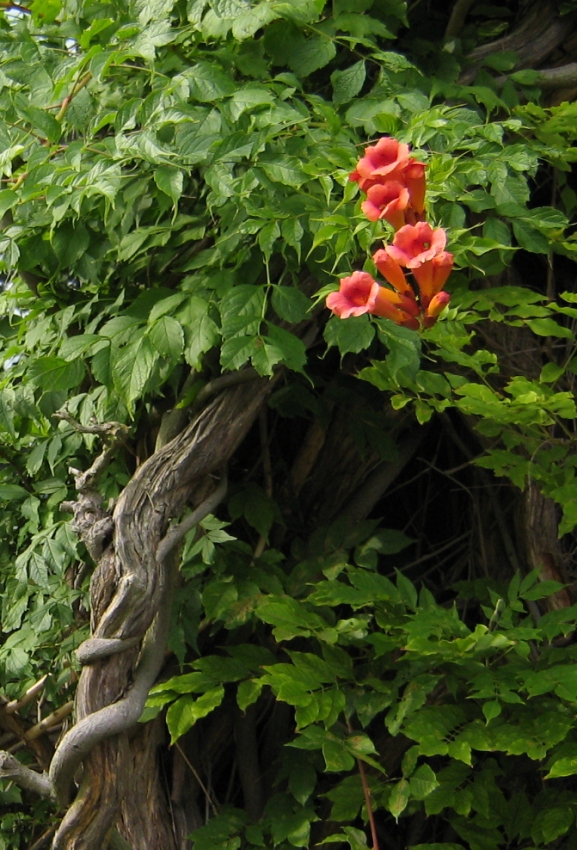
[51,377,272,850]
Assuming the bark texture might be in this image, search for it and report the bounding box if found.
[50,375,272,850]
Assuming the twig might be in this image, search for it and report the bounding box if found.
[173,742,219,816]
[2,675,47,715]
[156,468,228,564]
[253,408,273,560]
[26,702,74,740]
[346,721,379,850]
[27,824,58,850]
[55,72,92,122]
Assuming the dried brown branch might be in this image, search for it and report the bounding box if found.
[2,675,47,715]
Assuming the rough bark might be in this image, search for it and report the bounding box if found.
[459,0,575,85]
[50,374,273,850]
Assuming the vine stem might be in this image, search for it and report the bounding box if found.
[347,720,379,850]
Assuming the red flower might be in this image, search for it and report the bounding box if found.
[385,222,447,268]
[350,137,428,228]
[404,160,426,216]
[326,272,419,327]
[411,251,454,307]
[372,248,413,296]
[350,137,411,192]
[361,182,410,229]
[423,291,451,328]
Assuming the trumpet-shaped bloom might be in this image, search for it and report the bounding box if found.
[326,271,419,326]
[326,271,377,318]
[386,222,447,268]
[361,182,410,228]
[423,290,451,328]
[372,248,413,295]
[411,251,454,306]
[350,137,411,191]
[404,160,426,216]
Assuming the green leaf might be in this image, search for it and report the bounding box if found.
[324,315,375,356]
[322,739,356,772]
[512,219,550,254]
[51,222,90,268]
[148,316,184,360]
[527,318,574,339]
[237,679,264,711]
[265,325,307,373]
[112,335,159,405]
[166,686,225,744]
[184,62,236,101]
[331,60,366,104]
[154,166,184,203]
[186,315,220,368]
[260,157,307,187]
[272,286,312,323]
[388,778,410,820]
[29,357,85,392]
[0,484,29,500]
[289,35,336,77]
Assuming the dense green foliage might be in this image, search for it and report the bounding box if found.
[1,1,577,849]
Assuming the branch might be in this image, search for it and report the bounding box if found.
[25,702,74,741]
[2,675,47,715]
[49,581,173,807]
[55,73,92,122]
[0,751,51,798]
[459,1,574,85]
[156,468,228,564]
[521,62,577,89]
[444,0,476,39]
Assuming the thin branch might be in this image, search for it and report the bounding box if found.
[173,742,219,816]
[25,702,74,740]
[0,751,51,798]
[55,73,92,122]
[346,720,379,850]
[156,468,228,564]
[2,675,47,715]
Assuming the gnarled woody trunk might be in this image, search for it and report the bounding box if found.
[50,375,273,850]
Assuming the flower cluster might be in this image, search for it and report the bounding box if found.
[326,136,453,331]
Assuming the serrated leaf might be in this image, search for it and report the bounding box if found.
[29,357,85,392]
[187,314,220,368]
[324,315,375,355]
[271,286,311,323]
[0,484,29,500]
[51,222,90,268]
[331,60,366,104]
[148,316,184,360]
[261,157,307,187]
[289,35,336,77]
[265,325,307,373]
[185,62,236,101]
[166,686,225,744]
[112,335,158,405]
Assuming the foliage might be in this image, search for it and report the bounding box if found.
[0,0,576,849]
